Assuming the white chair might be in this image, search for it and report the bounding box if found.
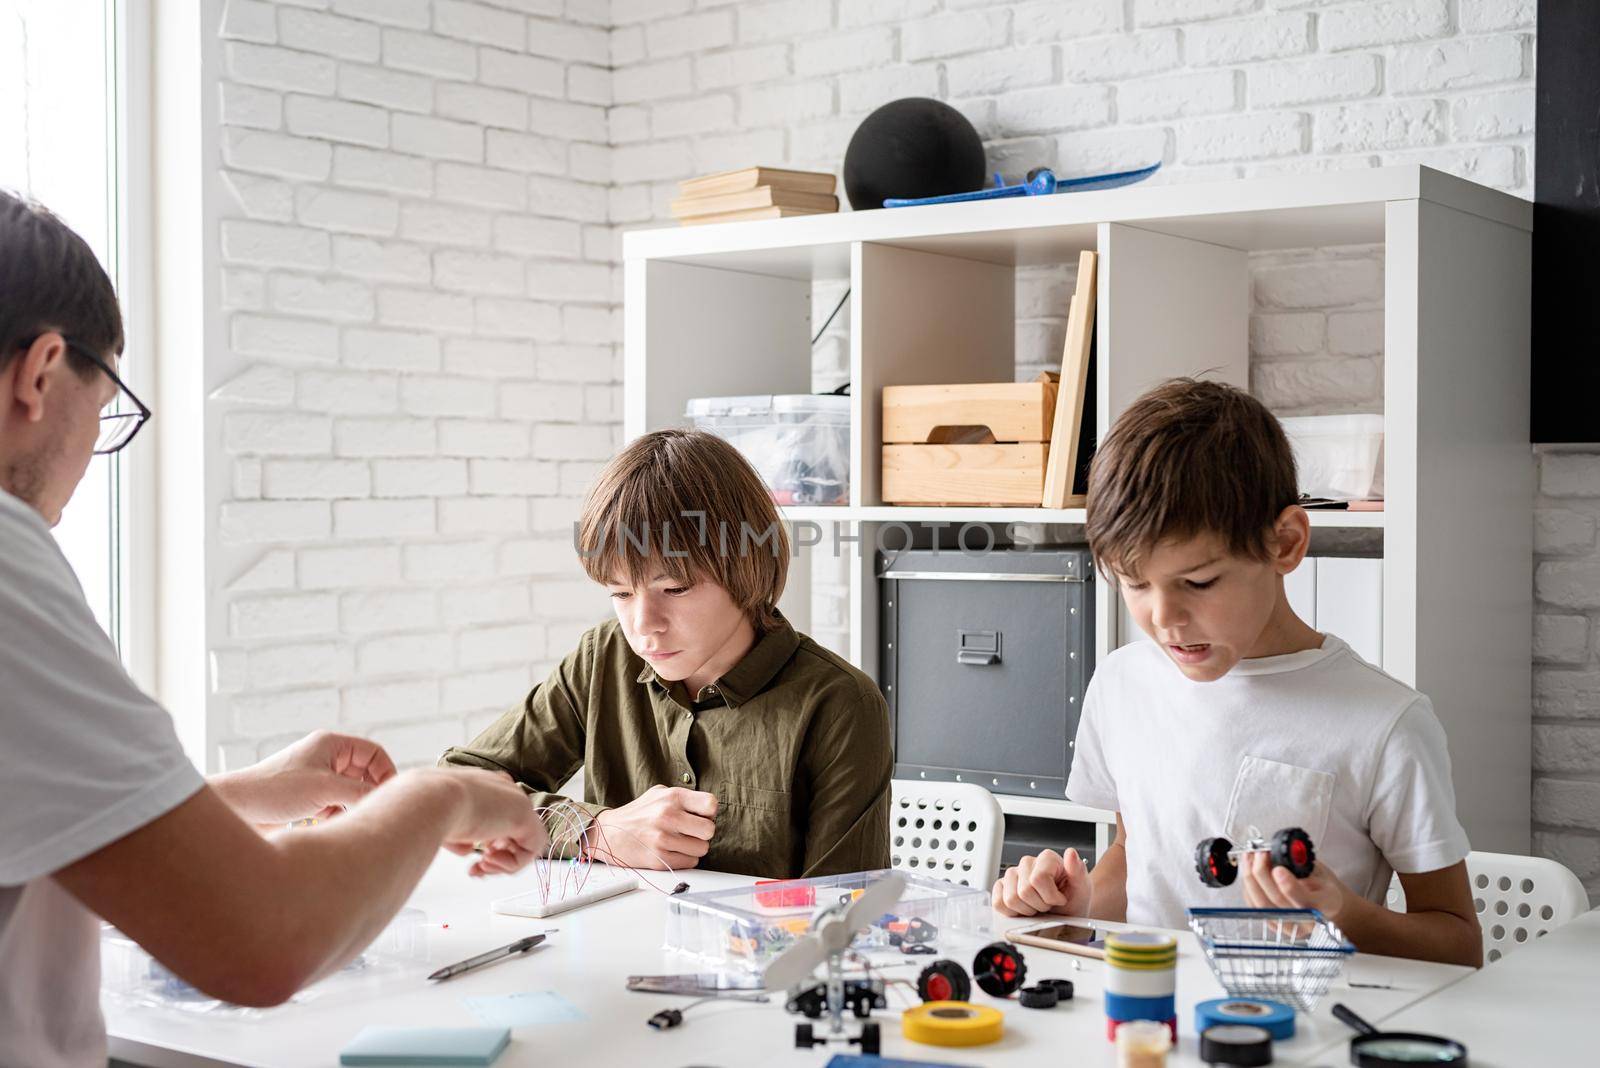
[1384,850,1590,963]
[889,779,1005,890]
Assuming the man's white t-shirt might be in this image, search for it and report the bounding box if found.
[0,488,203,1068]
[1066,635,1471,930]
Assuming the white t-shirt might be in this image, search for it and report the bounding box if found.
[1066,635,1471,930]
[0,488,203,1068]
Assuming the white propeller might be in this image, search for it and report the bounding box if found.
[761,872,907,991]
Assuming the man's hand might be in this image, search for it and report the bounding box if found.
[432,768,550,875]
[211,730,398,825]
[589,784,717,870]
[1239,852,1349,921]
[992,848,1093,918]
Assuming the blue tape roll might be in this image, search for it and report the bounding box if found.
[1195,998,1296,1041]
[1103,991,1177,1022]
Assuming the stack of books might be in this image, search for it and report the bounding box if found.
[671,167,839,226]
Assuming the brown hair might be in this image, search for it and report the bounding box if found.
[1085,378,1298,578]
[577,428,789,631]
[0,190,123,377]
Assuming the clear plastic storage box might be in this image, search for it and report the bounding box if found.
[1279,414,1384,500]
[664,869,991,974]
[685,393,850,506]
[101,907,428,1015]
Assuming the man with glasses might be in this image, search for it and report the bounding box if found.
[0,191,550,1068]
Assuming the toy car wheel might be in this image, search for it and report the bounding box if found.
[859,1022,881,1056]
[917,959,972,1003]
[973,941,1027,997]
[1272,827,1316,878]
[794,1023,814,1049]
[1195,836,1237,888]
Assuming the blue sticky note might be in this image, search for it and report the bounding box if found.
[340,1026,510,1066]
[461,990,587,1028]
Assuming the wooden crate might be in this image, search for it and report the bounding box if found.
[881,379,1057,505]
[882,380,1057,444]
[882,442,1050,504]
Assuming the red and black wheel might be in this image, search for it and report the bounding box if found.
[858,1022,881,1056]
[1272,827,1316,879]
[1195,836,1237,888]
[917,959,972,1003]
[794,1023,815,1049]
[973,941,1027,998]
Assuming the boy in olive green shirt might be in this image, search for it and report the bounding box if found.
[443,429,891,879]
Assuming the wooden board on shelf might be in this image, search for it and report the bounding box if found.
[882,442,1048,504]
[1042,249,1098,508]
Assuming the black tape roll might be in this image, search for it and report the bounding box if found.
[1200,1024,1274,1066]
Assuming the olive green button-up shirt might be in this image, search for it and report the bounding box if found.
[440,618,891,879]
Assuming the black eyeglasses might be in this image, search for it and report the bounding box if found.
[63,339,152,454]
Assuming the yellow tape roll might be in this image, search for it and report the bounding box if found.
[902,1001,1005,1047]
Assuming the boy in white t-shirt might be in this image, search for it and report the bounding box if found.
[993,380,1481,966]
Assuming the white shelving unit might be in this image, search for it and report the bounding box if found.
[624,166,1533,855]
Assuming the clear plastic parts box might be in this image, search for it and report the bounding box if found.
[1279,414,1384,500]
[685,393,850,506]
[101,906,428,1015]
[664,869,990,974]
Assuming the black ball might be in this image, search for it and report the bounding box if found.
[843,97,986,211]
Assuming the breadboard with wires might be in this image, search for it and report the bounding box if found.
[487,799,679,919]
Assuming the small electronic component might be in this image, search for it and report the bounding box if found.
[671,882,690,895]
[644,993,768,1031]
[786,980,885,1020]
[972,942,1027,998]
[1195,826,1316,888]
[915,960,971,1003]
[646,1008,684,1030]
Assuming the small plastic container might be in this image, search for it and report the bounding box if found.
[1279,414,1384,501]
[101,907,428,1015]
[685,393,850,506]
[664,869,990,974]
[1116,1019,1173,1067]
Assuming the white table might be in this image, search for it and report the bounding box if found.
[1301,906,1599,1066]
[107,852,1471,1067]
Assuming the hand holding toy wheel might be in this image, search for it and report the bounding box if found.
[1195,827,1317,888]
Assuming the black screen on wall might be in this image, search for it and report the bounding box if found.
[1533,2,1600,442]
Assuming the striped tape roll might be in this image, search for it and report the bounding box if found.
[1104,952,1177,970]
[1103,932,1178,954]
[1103,990,1177,1023]
[1103,962,1178,998]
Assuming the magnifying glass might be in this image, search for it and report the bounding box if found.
[1332,1003,1469,1065]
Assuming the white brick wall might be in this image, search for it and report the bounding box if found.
[198,1,1596,889]
[210,0,615,771]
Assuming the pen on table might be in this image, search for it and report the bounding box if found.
[427,934,546,982]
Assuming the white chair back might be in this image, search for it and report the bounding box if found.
[1384,850,1589,963]
[889,779,1004,890]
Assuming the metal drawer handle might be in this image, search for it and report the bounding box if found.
[957,630,1001,666]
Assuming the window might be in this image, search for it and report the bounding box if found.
[1,0,129,646]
